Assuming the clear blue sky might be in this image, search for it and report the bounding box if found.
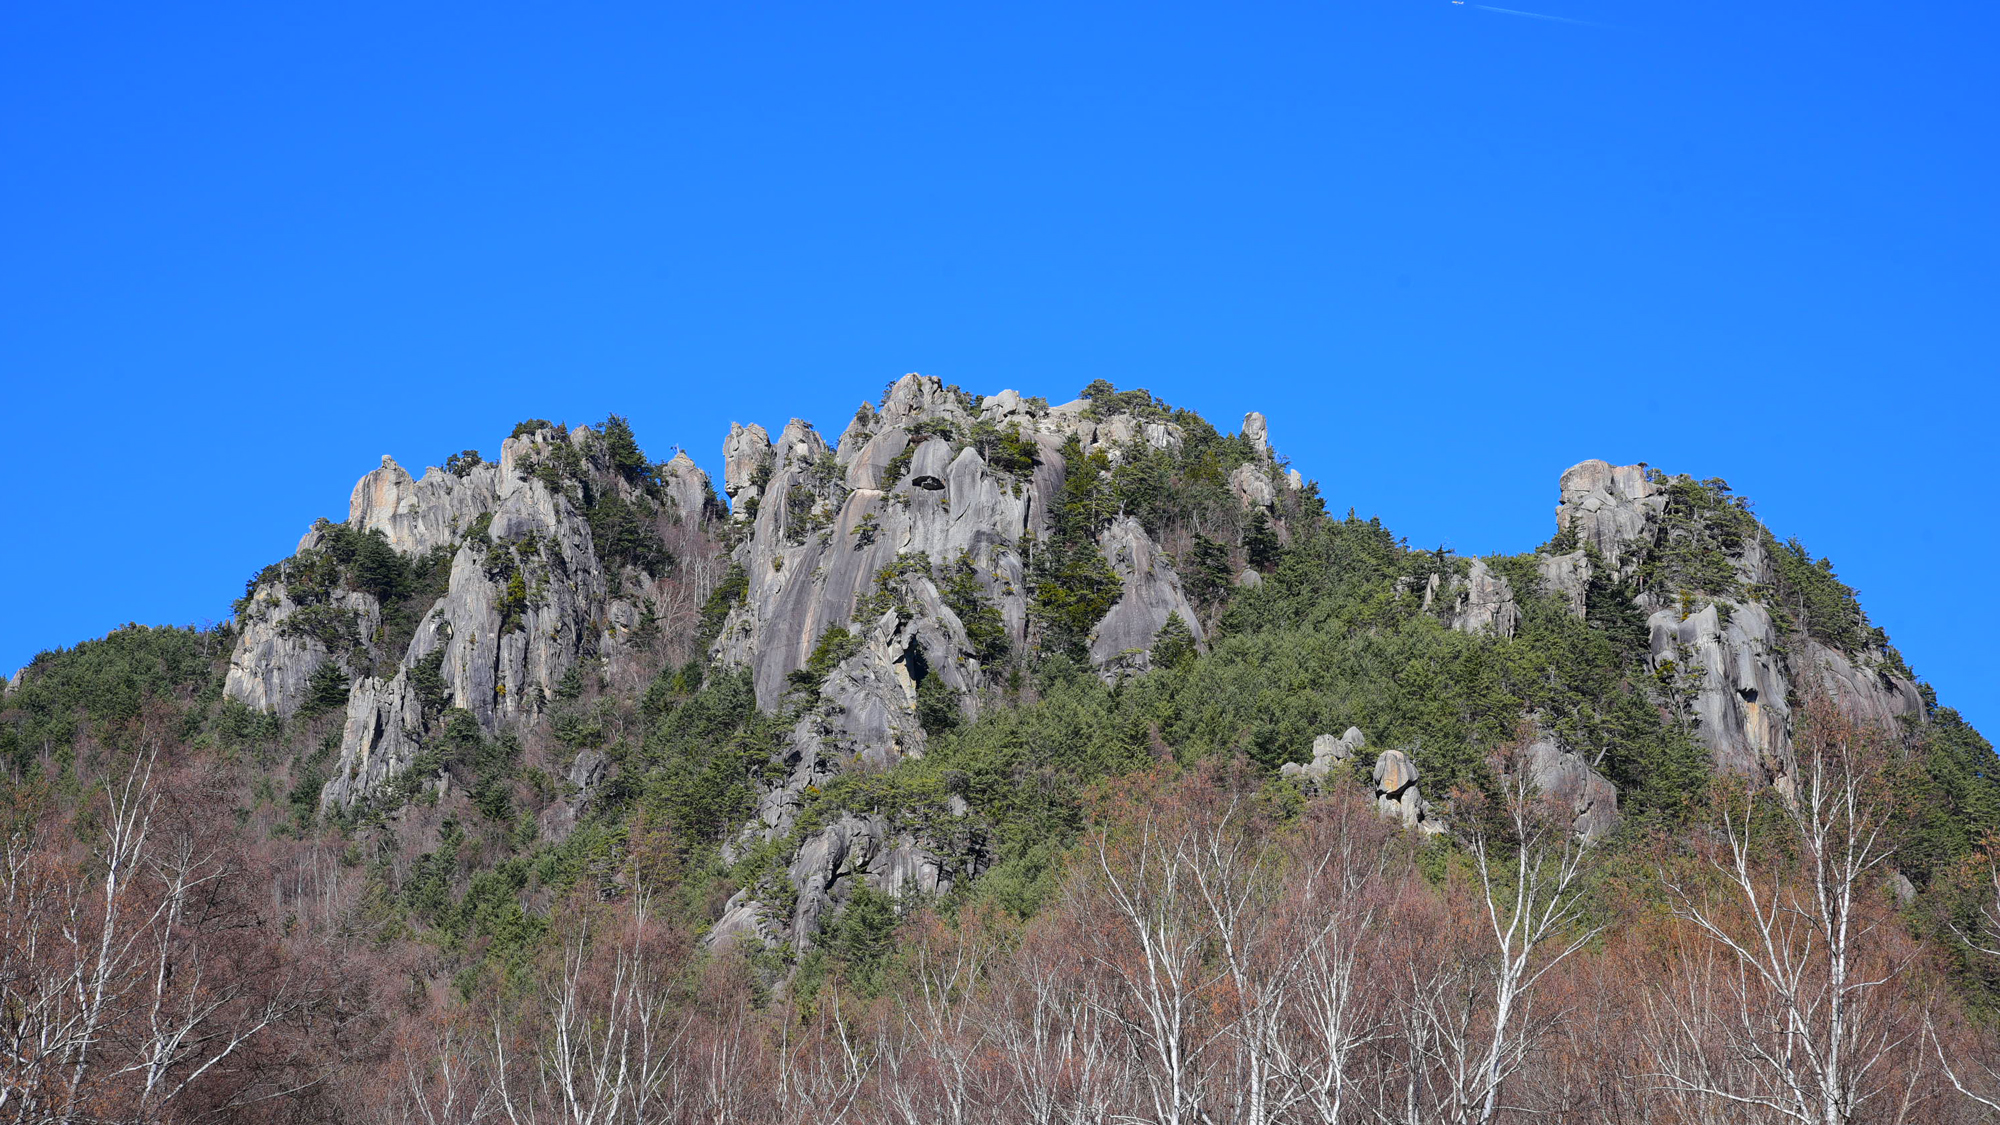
[4,1,1993,731]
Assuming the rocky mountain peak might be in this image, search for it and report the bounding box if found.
[210,384,1941,960]
[1557,458,1664,573]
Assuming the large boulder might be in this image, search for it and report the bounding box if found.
[1281,727,1366,788]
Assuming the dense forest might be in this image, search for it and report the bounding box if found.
[5,377,1999,1124]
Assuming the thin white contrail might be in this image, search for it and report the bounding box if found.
[1471,4,1606,27]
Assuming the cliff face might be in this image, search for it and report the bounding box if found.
[708,375,1214,946]
[218,380,1931,955]
[226,425,715,809]
[1551,458,1922,786]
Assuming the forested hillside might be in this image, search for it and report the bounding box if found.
[5,375,1999,1124]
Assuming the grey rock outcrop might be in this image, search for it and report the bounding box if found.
[723,423,774,519]
[1537,550,1592,618]
[783,813,953,952]
[1089,516,1205,673]
[349,455,501,556]
[1800,639,1923,731]
[1371,748,1442,834]
[661,451,714,522]
[1648,601,1791,778]
[709,374,1220,948]
[1522,735,1619,841]
[1557,460,1664,576]
[228,424,694,809]
[1281,727,1365,788]
[1551,461,1921,789]
[1243,412,1270,458]
[1230,463,1277,509]
[226,584,380,717]
[1446,559,1521,639]
[320,671,427,807]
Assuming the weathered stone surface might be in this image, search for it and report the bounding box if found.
[320,671,427,808]
[219,423,687,808]
[1798,639,1923,731]
[781,812,954,952]
[1230,463,1277,509]
[1523,736,1619,840]
[1537,550,1592,618]
[844,427,910,490]
[1243,411,1269,458]
[661,451,714,523]
[1649,601,1791,779]
[1364,746,1442,833]
[1557,460,1664,575]
[1089,516,1205,672]
[349,455,501,556]
[723,422,773,518]
[908,437,953,490]
[1370,748,1441,832]
[1447,559,1521,639]
[1373,748,1420,798]
[225,584,380,718]
[1280,727,1366,788]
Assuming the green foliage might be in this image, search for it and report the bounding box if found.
[1900,696,2000,880]
[1639,474,1756,600]
[941,554,1010,666]
[410,648,450,713]
[968,419,1039,475]
[599,414,654,486]
[853,552,932,625]
[1244,509,1281,571]
[445,449,483,477]
[510,418,555,439]
[587,492,671,581]
[0,624,221,773]
[1185,533,1234,607]
[916,669,960,738]
[697,564,749,649]
[1583,554,1652,657]
[630,667,781,850]
[1029,438,1123,659]
[1153,612,1197,670]
[300,662,352,716]
[1080,379,1172,420]
[498,570,529,636]
[827,883,899,995]
[789,627,863,695]
[1768,534,1871,652]
[431,709,523,822]
[879,442,916,490]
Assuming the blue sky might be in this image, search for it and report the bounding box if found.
[4,1,1993,730]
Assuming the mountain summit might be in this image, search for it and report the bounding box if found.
[4,374,1994,1122]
